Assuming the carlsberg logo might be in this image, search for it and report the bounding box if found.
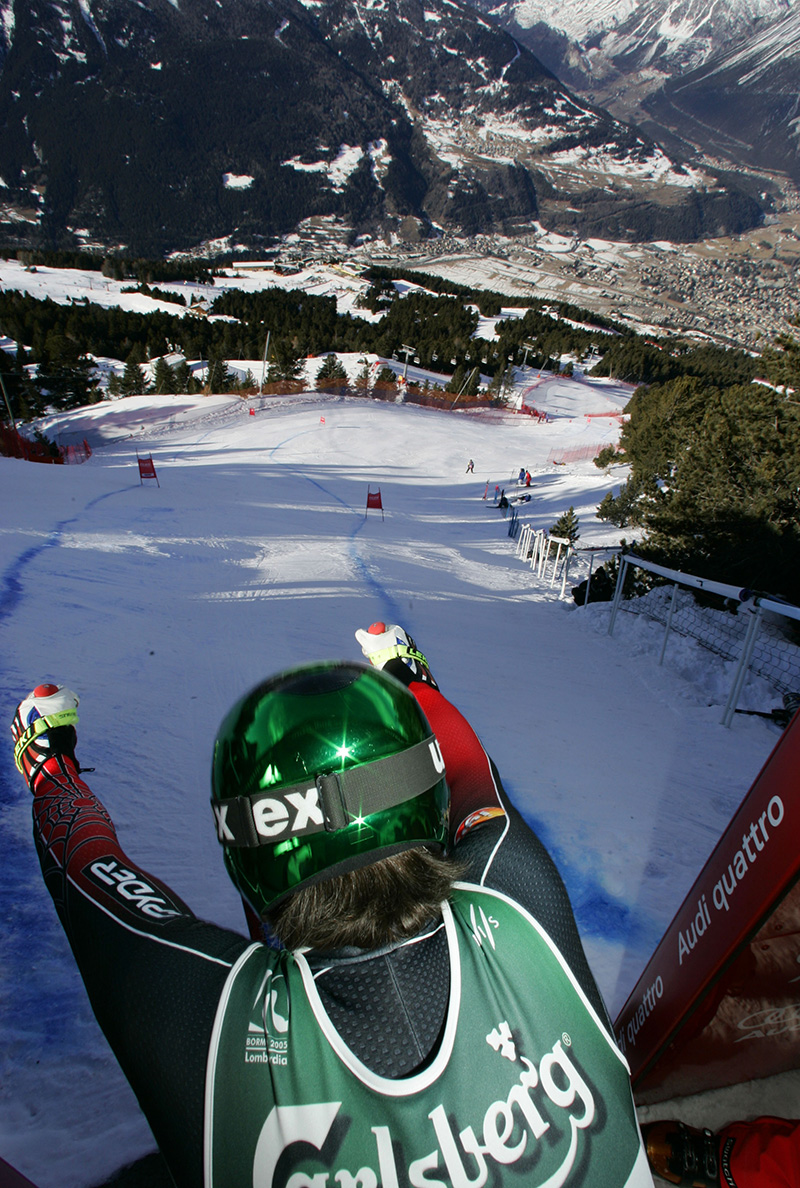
[252,1038,594,1188]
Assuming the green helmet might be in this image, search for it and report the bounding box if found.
[210,661,449,915]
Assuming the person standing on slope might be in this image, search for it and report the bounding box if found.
[11,623,652,1188]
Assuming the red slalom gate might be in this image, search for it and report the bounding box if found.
[614,708,800,1103]
[137,452,160,487]
[365,487,384,521]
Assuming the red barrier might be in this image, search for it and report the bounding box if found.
[0,424,62,463]
[614,708,800,1103]
[60,439,92,465]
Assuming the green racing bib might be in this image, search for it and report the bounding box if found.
[204,884,650,1188]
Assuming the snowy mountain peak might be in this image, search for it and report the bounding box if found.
[480,0,794,90]
[505,0,790,57]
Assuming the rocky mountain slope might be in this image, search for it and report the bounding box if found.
[644,7,800,183]
[480,0,791,96]
[0,0,762,254]
[474,0,799,184]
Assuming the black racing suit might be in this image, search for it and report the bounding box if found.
[28,673,613,1188]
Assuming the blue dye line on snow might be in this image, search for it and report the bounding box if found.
[514,802,658,951]
[302,471,403,624]
[0,488,127,624]
[270,424,403,623]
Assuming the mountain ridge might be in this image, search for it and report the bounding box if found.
[0,0,763,254]
[472,0,800,185]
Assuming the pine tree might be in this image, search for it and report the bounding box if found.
[551,506,580,543]
[267,341,304,384]
[315,354,348,389]
[207,357,230,393]
[153,357,175,395]
[120,345,149,396]
[36,331,98,410]
[446,364,466,394]
[173,360,192,394]
[354,360,371,392]
[463,366,481,396]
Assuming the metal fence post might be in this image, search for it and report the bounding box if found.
[581,553,596,608]
[721,605,764,727]
[608,556,629,636]
[549,539,563,586]
[658,582,679,666]
[560,547,573,598]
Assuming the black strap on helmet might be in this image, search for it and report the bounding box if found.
[211,736,445,848]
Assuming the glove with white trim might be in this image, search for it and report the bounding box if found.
[11,683,80,790]
[355,622,438,689]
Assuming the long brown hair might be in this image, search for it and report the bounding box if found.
[267,847,466,951]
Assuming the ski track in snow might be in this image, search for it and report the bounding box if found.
[0,392,783,1186]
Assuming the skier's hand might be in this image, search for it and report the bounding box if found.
[355,623,438,688]
[11,683,79,790]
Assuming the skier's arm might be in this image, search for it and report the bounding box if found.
[354,623,503,839]
[11,687,250,1188]
[355,627,612,1024]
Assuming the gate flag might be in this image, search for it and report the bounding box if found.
[137,452,160,487]
[365,487,384,521]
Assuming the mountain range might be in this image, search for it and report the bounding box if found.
[478,0,800,183]
[646,7,800,182]
[0,0,762,255]
[483,0,790,84]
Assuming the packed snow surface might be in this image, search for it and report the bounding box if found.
[0,386,786,1185]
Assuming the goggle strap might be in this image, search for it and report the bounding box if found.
[212,736,445,848]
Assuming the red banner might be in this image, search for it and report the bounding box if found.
[137,453,160,486]
[614,710,800,1103]
[365,487,384,520]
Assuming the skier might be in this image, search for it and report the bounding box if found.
[466,459,474,473]
[11,624,651,1188]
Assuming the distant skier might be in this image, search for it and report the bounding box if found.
[11,625,650,1188]
[466,458,474,473]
